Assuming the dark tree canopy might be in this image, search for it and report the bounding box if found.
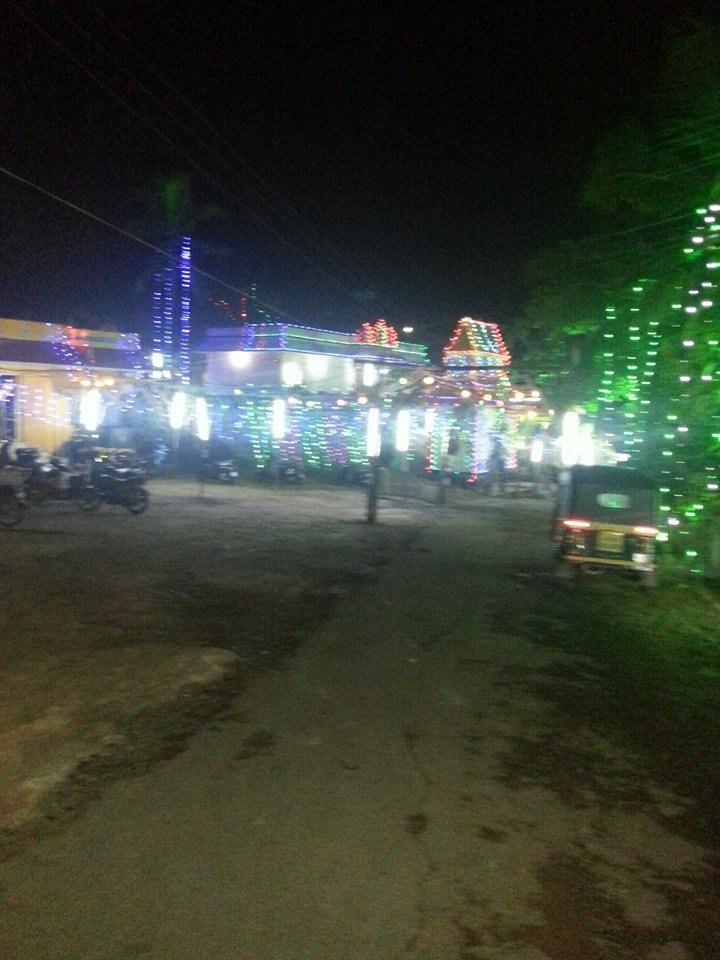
[514,19,720,409]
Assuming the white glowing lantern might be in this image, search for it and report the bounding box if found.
[363,363,378,387]
[195,397,210,442]
[169,391,186,430]
[281,361,303,387]
[366,407,381,457]
[560,410,581,466]
[530,439,544,464]
[151,351,164,369]
[578,424,595,465]
[271,398,286,439]
[307,355,328,378]
[230,351,251,368]
[395,409,410,452]
[79,388,102,432]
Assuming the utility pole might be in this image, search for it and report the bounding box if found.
[367,455,381,522]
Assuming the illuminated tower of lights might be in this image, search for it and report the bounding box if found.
[162,263,174,369]
[178,236,192,384]
[151,274,163,367]
[149,236,193,381]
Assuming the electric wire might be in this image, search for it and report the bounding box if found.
[10,0,411,320]
[0,164,301,321]
[57,0,375,291]
[8,0,372,304]
[83,0,393,301]
[7,0,720,329]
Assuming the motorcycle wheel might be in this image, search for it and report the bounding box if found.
[126,487,149,515]
[77,487,102,512]
[24,485,46,505]
[0,488,25,528]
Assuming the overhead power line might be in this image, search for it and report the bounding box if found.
[84,0,388,300]
[0,164,301,321]
[11,0,411,320]
[9,0,364,301]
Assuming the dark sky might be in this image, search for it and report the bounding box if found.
[0,0,715,357]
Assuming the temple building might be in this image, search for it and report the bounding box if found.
[196,319,429,394]
[0,312,533,485]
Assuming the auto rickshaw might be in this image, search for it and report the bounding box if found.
[551,465,658,586]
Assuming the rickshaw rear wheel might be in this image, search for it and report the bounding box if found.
[0,488,25,527]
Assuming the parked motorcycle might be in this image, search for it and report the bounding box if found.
[259,455,304,484]
[335,464,373,487]
[23,453,101,512]
[197,456,239,484]
[0,442,30,526]
[90,460,149,514]
[278,461,303,484]
[0,467,28,527]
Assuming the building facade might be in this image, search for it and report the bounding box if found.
[0,318,145,450]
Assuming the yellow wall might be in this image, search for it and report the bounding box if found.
[0,317,141,352]
[5,369,74,450]
[5,369,149,451]
[0,318,144,451]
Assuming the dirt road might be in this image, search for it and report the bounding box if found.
[1,480,717,958]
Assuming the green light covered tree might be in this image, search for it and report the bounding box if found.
[593,205,720,572]
[514,20,720,416]
[648,207,720,569]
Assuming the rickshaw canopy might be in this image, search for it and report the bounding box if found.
[557,465,657,527]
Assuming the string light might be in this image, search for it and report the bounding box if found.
[443,317,510,371]
[595,205,720,567]
[162,263,174,369]
[178,236,192,384]
[204,322,428,366]
[355,319,399,347]
[152,272,163,360]
[2,312,527,489]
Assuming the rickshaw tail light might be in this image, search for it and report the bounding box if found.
[633,526,658,537]
[564,519,591,529]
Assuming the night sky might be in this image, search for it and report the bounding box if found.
[1,0,716,358]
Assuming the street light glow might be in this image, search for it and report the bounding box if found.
[366,407,381,457]
[169,391,186,430]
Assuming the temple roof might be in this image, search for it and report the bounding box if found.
[198,323,429,366]
[443,317,511,369]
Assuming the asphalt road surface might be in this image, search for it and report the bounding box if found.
[0,480,718,959]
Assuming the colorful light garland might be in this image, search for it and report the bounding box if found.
[443,316,511,369]
[178,236,192,384]
[355,319,399,347]
[594,204,720,570]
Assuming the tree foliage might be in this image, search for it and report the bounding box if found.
[515,19,720,409]
[131,174,224,246]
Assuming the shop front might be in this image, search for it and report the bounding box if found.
[0,318,145,451]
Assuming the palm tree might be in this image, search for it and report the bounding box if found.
[132,175,223,383]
